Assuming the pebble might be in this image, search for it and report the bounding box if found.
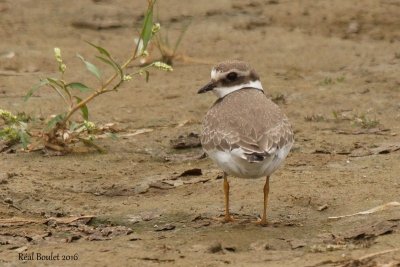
[4,197,13,204]
[208,242,222,253]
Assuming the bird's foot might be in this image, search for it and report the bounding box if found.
[254,218,268,227]
[223,215,235,223]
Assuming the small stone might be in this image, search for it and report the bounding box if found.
[225,246,236,252]
[134,183,150,194]
[170,132,201,149]
[208,242,222,253]
[317,204,329,211]
[288,239,306,249]
[250,241,274,251]
[14,246,28,253]
[4,197,13,204]
[189,244,208,252]
[347,21,360,34]
[102,226,133,237]
[127,215,142,224]
[65,235,81,243]
[129,235,141,241]
[154,224,175,232]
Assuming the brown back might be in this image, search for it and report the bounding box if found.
[201,89,294,155]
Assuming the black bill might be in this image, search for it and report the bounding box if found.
[197,81,216,94]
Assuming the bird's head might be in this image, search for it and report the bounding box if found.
[198,60,263,98]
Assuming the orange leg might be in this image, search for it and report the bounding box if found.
[223,172,234,222]
[256,176,270,226]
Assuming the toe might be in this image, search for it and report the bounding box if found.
[223,215,235,223]
[254,218,268,227]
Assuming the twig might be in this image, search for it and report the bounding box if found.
[95,128,153,139]
[358,248,400,261]
[328,202,400,220]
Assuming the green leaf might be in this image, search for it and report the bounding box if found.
[145,70,150,82]
[86,42,123,79]
[67,82,91,92]
[96,56,123,78]
[96,56,115,68]
[47,114,65,130]
[47,77,72,100]
[24,79,49,101]
[74,96,89,121]
[46,77,64,88]
[139,0,156,52]
[86,41,111,58]
[77,54,102,81]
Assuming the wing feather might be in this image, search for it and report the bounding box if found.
[200,90,294,162]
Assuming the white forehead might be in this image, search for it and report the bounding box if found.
[211,68,219,80]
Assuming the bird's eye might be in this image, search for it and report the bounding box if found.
[226,72,238,81]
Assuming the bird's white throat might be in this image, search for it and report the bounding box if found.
[212,80,263,98]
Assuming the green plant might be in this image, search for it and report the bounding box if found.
[331,110,380,129]
[0,109,30,148]
[336,76,345,83]
[319,77,334,86]
[23,0,172,152]
[319,76,345,86]
[153,18,192,65]
[332,110,340,122]
[352,114,380,129]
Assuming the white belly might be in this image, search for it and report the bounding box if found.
[206,145,292,179]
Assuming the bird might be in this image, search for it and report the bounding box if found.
[198,60,294,226]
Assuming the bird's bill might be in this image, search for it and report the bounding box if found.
[198,81,216,94]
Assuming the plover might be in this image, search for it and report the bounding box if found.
[198,60,294,225]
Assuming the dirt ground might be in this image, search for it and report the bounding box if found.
[1,0,400,266]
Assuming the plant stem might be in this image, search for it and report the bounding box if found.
[60,51,138,126]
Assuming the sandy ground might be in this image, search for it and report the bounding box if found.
[1,0,400,266]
